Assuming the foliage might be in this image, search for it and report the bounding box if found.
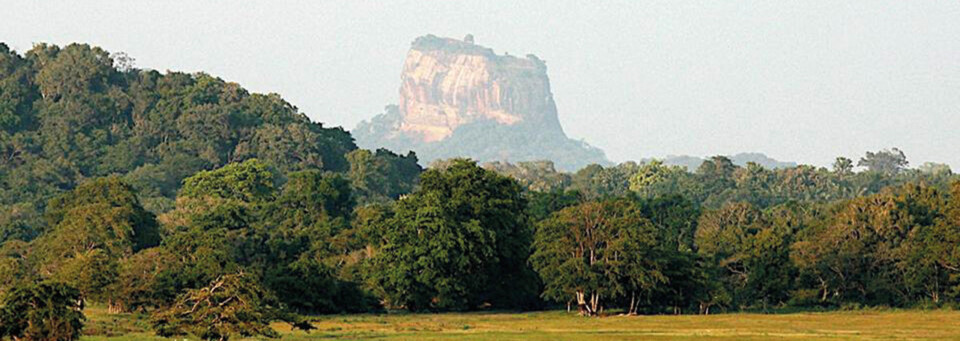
[0,43,357,241]
[4,41,960,337]
[367,159,536,311]
[531,200,666,315]
[483,160,570,192]
[151,272,281,341]
[108,247,177,312]
[858,148,909,175]
[28,177,159,303]
[489,149,957,213]
[179,159,276,202]
[0,281,85,341]
[695,203,797,311]
[346,148,421,203]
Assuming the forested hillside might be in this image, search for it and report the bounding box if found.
[0,42,375,240]
[2,42,960,341]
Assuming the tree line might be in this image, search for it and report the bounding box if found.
[1,43,959,341]
[4,155,959,339]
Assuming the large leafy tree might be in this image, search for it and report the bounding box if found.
[0,240,29,296]
[267,169,354,227]
[44,176,160,248]
[31,177,159,305]
[0,282,85,341]
[790,184,942,306]
[260,169,376,314]
[165,158,277,237]
[179,158,276,202]
[569,162,640,199]
[629,160,689,197]
[160,160,372,315]
[912,181,960,302]
[346,148,421,203]
[107,247,177,312]
[531,200,665,316]
[152,272,289,341]
[0,43,38,132]
[886,183,950,304]
[367,159,534,311]
[155,159,277,298]
[695,202,803,311]
[694,202,763,311]
[634,195,704,314]
[858,148,909,175]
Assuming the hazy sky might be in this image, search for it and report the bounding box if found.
[3,1,958,168]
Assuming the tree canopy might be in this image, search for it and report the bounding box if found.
[0,281,85,341]
[0,43,356,240]
[2,42,960,337]
[366,159,536,311]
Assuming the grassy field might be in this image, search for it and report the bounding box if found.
[80,306,960,341]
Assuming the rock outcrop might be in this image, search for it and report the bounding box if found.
[397,35,561,142]
[354,35,609,171]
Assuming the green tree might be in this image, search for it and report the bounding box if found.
[526,190,582,223]
[260,170,375,314]
[790,186,932,306]
[629,160,688,198]
[0,203,42,243]
[44,177,160,250]
[483,160,571,193]
[0,282,85,341]
[153,226,240,298]
[858,148,908,175]
[0,43,39,132]
[367,159,534,311]
[570,162,640,199]
[161,159,278,273]
[107,247,177,312]
[695,202,796,310]
[48,249,117,304]
[268,170,354,225]
[0,240,30,297]
[635,195,703,314]
[152,273,284,341]
[747,204,801,309]
[697,156,737,181]
[896,183,952,304]
[922,182,960,301]
[694,203,757,311]
[531,200,665,316]
[179,159,276,202]
[32,177,159,304]
[346,148,421,203]
[833,157,854,176]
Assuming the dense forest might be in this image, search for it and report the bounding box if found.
[1,43,959,340]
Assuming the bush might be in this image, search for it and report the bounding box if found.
[0,282,85,341]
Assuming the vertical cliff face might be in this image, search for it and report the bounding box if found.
[397,35,562,142]
[354,35,609,171]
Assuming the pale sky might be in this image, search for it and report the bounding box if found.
[3,1,958,168]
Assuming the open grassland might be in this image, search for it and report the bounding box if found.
[81,306,960,341]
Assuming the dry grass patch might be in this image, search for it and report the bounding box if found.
[83,308,960,340]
